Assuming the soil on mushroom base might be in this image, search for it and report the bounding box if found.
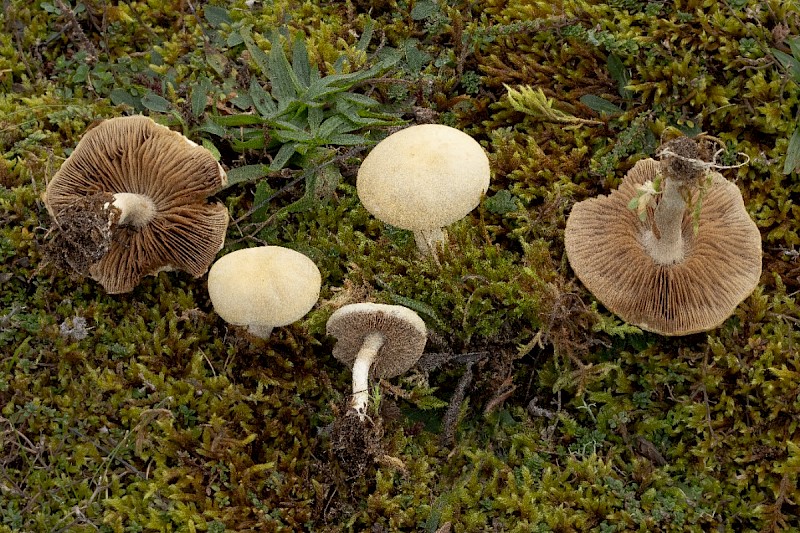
[45,192,116,275]
[329,402,384,478]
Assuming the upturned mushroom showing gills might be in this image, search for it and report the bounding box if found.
[207,246,321,339]
[326,303,427,420]
[564,136,762,336]
[44,115,229,294]
[356,124,491,257]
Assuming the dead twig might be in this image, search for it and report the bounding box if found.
[439,363,474,447]
[483,374,516,415]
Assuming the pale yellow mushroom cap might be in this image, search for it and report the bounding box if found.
[207,246,321,330]
[356,124,491,231]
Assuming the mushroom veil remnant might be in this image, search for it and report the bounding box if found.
[326,303,427,420]
[564,136,762,336]
[356,124,491,257]
[44,115,229,293]
[207,246,321,338]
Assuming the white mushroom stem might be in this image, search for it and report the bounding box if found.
[646,177,687,265]
[247,324,274,339]
[412,227,446,257]
[111,192,157,228]
[350,331,385,418]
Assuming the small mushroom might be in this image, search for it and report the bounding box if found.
[207,246,321,338]
[326,303,427,419]
[356,124,491,257]
[44,115,229,293]
[564,137,762,335]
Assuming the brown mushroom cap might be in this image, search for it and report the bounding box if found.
[326,303,427,378]
[564,158,762,336]
[44,115,229,293]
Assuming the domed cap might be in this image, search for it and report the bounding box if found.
[356,124,490,231]
[326,303,427,378]
[207,246,321,336]
[564,159,762,336]
[44,115,228,293]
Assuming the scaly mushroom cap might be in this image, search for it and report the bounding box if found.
[356,124,490,231]
[326,303,427,378]
[44,115,229,293]
[207,246,321,330]
[565,158,762,336]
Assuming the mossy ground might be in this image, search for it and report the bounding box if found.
[1,0,799,531]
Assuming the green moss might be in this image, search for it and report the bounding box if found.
[1,0,799,530]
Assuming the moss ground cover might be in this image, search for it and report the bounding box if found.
[1,0,799,531]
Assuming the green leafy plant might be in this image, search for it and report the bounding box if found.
[770,36,800,174]
[191,24,408,234]
[219,25,404,185]
[626,172,663,221]
[579,53,632,117]
[505,84,603,127]
[770,36,800,86]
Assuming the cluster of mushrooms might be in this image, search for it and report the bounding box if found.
[44,116,763,423]
[44,116,490,420]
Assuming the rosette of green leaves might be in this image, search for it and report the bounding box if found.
[220,25,404,188]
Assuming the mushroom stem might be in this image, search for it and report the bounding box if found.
[350,331,385,419]
[645,177,687,265]
[412,227,446,257]
[111,192,157,228]
[247,324,274,339]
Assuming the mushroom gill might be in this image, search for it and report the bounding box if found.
[44,115,229,293]
[564,138,762,336]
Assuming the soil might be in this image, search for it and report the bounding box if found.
[46,192,116,275]
[330,404,384,479]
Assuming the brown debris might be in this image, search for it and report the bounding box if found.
[329,409,384,479]
[45,192,116,275]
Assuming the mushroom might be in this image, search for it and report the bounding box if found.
[44,115,229,293]
[356,124,491,257]
[326,303,427,419]
[207,246,321,338]
[564,136,762,336]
